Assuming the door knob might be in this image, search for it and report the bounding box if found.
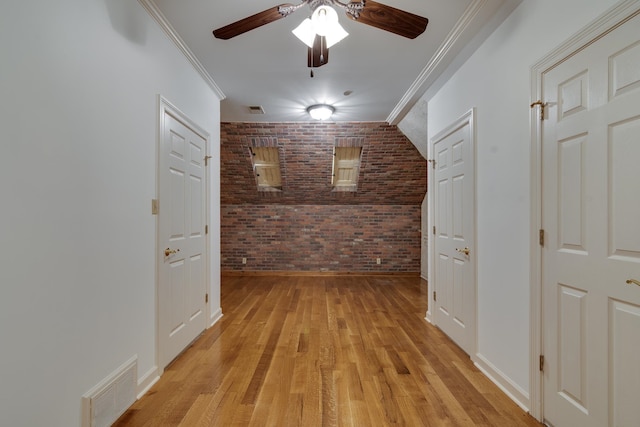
[627,279,640,287]
[456,247,470,256]
[165,248,180,257]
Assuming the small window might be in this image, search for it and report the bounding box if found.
[250,147,282,191]
[332,146,362,191]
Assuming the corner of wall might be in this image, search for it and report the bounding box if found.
[136,365,161,400]
[473,353,531,413]
[210,307,223,327]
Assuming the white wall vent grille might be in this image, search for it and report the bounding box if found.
[82,356,137,427]
[247,105,265,114]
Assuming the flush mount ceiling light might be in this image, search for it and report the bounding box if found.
[292,5,349,49]
[307,104,335,120]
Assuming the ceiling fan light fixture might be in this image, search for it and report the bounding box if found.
[307,104,335,120]
[292,5,348,49]
[311,6,336,34]
[323,22,348,48]
[292,18,315,48]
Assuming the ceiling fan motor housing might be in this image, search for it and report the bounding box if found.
[279,0,365,19]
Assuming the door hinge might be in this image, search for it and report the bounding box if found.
[530,100,547,121]
[204,155,212,166]
[433,291,437,302]
[205,293,209,304]
[432,226,436,235]
[539,229,545,247]
[428,159,436,169]
[539,355,544,372]
[205,225,209,235]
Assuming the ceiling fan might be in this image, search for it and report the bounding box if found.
[213,0,428,68]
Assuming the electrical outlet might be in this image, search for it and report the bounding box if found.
[376,258,381,264]
[242,257,247,264]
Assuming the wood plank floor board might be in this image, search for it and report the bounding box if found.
[114,275,542,427]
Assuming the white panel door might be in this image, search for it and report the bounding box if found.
[159,108,208,369]
[542,12,640,427]
[432,110,475,355]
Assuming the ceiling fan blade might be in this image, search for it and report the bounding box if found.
[213,4,295,40]
[347,0,428,39]
[308,35,329,68]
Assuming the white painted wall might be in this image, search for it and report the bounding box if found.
[0,1,221,426]
[398,98,428,159]
[403,0,619,409]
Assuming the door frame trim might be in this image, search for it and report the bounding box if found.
[529,1,640,421]
[421,194,428,281]
[428,108,477,358]
[156,95,211,374]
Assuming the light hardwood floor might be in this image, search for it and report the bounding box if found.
[115,275,542,426]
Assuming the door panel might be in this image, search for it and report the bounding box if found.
[190,174,203,237]
[437,253,450,317]
[541,12,640,427]
[159,109,208,369]
[558,135,586,252]
[169,259,186,335]
[609,40,640,99]
[609,299,640,426]
[432,110,475,355]
[188,254,204,319]
[170,167,185,239]
[610,117,640,259]
[557,284,587,411]
[452,257,465,327]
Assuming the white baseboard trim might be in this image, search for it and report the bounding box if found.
[133,309,222,405]
[425,311,433,324]
[136,366,160,400]
[210,307,223,327]
[473,353,530,413]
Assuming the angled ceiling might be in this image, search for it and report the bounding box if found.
[146,0,520,123]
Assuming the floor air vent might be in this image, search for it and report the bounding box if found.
[82,356,137,427]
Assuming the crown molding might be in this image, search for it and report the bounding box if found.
[531,0,640,73]
[387,0,489,124]
[138,0,226,100]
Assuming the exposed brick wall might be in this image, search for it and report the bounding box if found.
[220,122,426,273]
[221,205,421,272]
[221,122,426,205]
